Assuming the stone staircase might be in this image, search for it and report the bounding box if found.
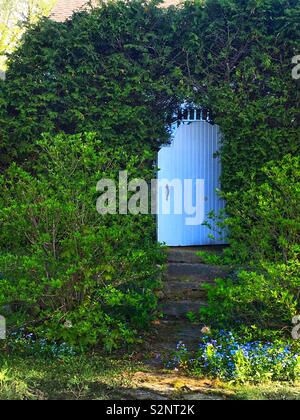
[159,247,229,319]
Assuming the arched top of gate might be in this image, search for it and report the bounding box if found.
[164,102,216,146]
[176,102,213,124]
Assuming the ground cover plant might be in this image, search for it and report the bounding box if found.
[169,330,300,383]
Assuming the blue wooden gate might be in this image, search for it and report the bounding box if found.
[157,109,225,246]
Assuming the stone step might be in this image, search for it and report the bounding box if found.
[162,281,210,301]
[161,247,230,320]
[167,246,226,264]
[166,263,229,282]
[160,300,206,319]
[167,249,202,264]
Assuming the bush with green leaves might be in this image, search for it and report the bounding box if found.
[202,256,300,329]
[0,132,165,351]
[201,156,300,329]
[224,155,300,264]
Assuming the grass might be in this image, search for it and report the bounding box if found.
[231,383,300,400]
[0,354,141,400]
[1,353,300,400]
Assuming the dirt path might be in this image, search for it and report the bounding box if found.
[117,371,230,400]
[115,320,231,400]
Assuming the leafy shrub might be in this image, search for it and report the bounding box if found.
[169,331,300,383]
[0,132,165,351]
[199,156,300,329]
[201,256,300,329]
[225,155,300,264]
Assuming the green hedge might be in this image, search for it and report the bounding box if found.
[0,1,184,167]
[1,0,299,194]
